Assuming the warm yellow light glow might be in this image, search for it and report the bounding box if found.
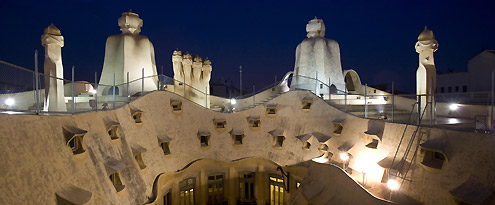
[387,179,399,191]
[312,154,329,163]
[88,88,97,95]
[340,153,349,161]
[351,149,386,182]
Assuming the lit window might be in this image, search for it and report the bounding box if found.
[208,174,225,204]
[179,178,195,205]
[269,175,284,205]
[239,172,255,203]
[296,181,301,189]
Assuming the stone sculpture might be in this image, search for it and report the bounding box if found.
[291,17,346,95]
[416,26,438,112]
[99,11,158,97]
[42,24,67,112]
[172,50,212,107]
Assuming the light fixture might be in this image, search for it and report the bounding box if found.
[387,179,399,191]
[5,98,15,106]
[312,154,329,164]
[449,103,460,111]
[230,99,237,105]
[448,118,459,124]
[88,88,97,95]
[340,152,349,171]
[340,152,349,161]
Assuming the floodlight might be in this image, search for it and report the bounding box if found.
[5,98,15,106]
[340,153,349,161]
[387,179,399,191]
[449,103,460,111]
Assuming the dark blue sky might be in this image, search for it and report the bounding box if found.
[1,0,494,93]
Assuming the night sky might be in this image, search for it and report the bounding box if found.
[1,0,494,93]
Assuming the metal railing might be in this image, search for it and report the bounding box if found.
[1,58,494,131]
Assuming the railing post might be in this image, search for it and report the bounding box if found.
[71,66,75,114]
[491,71,494,131]
[239,65,242,96]
[34,50,40,114]
[329,77,331,101]
[365,84,368,118]
[94,72,98,111]
[430,78,433,127]
[253,85,256,107]
[344,86,347,112]
[392,81,395,122]
[315,71,318,96]
[417,95,421,125]
[183,73,186,97]
[160,65,164,90]
[127,72,130,102]
[113,73,116,109]
[141,68,144,96]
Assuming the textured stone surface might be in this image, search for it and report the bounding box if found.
[1,90,494,204]
[99,11,158,97]
[42,24,66,112]
[292,18,346,94]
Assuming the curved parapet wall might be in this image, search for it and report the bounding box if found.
[0,90,494,204]
[0,90,334,204]
[287,161,390,205]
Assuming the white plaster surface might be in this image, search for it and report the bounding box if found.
[416,27,438,113]
[0,90,494,204]
[291,18,346,93]
[42,24,67,112]
[99,11,158,97]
